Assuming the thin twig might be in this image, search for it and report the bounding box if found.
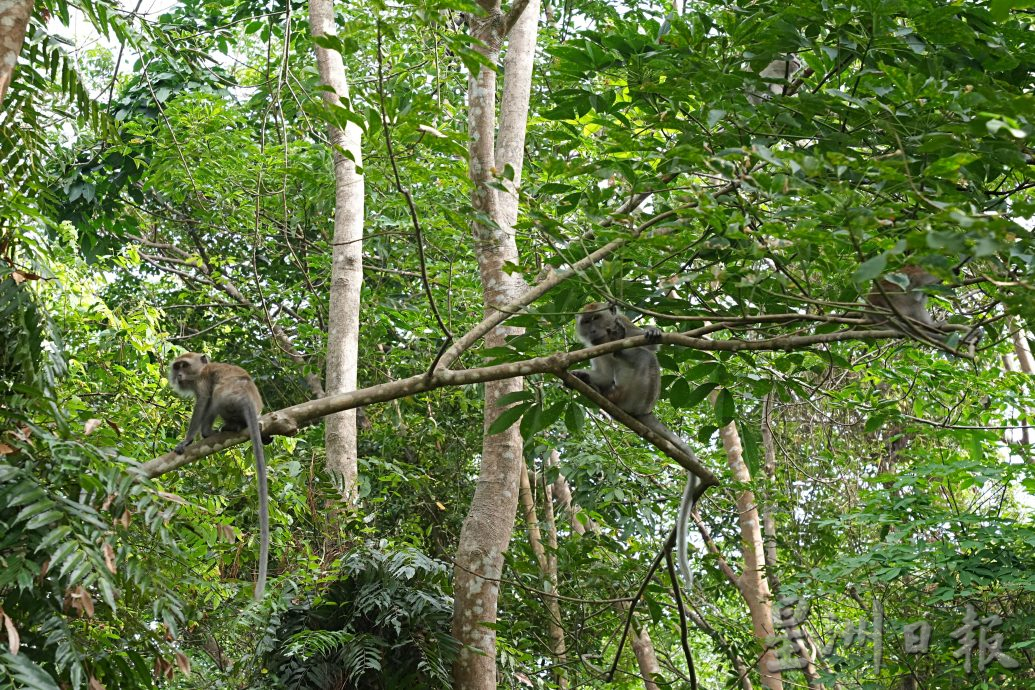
[375,20,452,360]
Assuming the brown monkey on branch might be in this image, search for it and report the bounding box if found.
[169,352,270,600]
[865,265,982,351]
[571,302,703,588]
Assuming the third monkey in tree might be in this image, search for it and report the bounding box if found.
[864,265,981,350]
[865,265,944,331]
[572,302,703,588]
[169,352,270,600]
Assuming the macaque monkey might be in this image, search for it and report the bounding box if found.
[865,265,981,350]
[169,352,269,600]
[572,302,663,415]
[572,303,702,587]
[866,265,942,329]
[746,55,803,105]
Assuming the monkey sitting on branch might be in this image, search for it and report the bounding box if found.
[169,352,270,600]
[863,265,982,352]
[570,302,704,589]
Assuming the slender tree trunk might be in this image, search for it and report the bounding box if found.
[1009,324,1035,445]
[711,392,782,689]
[1012,327,1035,373]
[519,461,568,687]
[760,392,822,690]
[451,1,538,686]
[0,0,33,104]
[309,0,364,501]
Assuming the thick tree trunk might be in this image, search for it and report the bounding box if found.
[451,1,538,686]
[0,0,33,104]
[309,0,364,501]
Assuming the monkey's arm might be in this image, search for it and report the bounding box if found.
[614,327,662,358]
[175,395,211,454]
[571,360,616,395]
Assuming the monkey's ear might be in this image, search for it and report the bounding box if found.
[607,302,618,315]
[200,354,209,364]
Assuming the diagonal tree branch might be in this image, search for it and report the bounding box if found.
[141,326,901,477]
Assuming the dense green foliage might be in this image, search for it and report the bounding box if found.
[2,0,1034,687]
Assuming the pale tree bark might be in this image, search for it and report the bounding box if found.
[1003,322,1035,445]
[1012,327,1035,373]
[0,0,32,104]
[760,392,822,690]
[710,391,783,689]
[551,457,662,689]
[451,0,539,686]
[518,460,567,687]
[309,0,364,501]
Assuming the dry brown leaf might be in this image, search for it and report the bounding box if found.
[89,676,107,690]
[0,443,14,455]
[106,420,122,435]
[1,607,20,655]
[175,651,191,675]
[154,656,174,681]
[66,586,95,618]
[11,270,41,284]
[84,418,103,435]
[103,542,117,574]
[101,494,115,511]
[117,510,131,528]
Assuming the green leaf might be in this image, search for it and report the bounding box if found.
[685,382,718,408]
[488,402,532,435]
[854,255,887,284]
[668,377,691,407]
[564,403,586,432]
[495,390,535,407]
[923,153,980,179]
[713,388,736,427]
[25,510,64,530]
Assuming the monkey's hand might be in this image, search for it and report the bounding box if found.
[570,370,595,388]
[644,327,662,344]
[174,441,190,455]
[570,370,614,395]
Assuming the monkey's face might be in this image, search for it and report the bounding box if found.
[576,304,622,346]
[169,352,209,396]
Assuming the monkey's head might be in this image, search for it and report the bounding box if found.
[169,352,209,397]
[575,302,626,346]
[879,265,941,292]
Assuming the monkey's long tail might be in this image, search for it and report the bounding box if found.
[245,404,269,601]
[639,414,703,592]
[676,473,700,590]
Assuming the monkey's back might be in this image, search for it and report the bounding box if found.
[207,364,264,426]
